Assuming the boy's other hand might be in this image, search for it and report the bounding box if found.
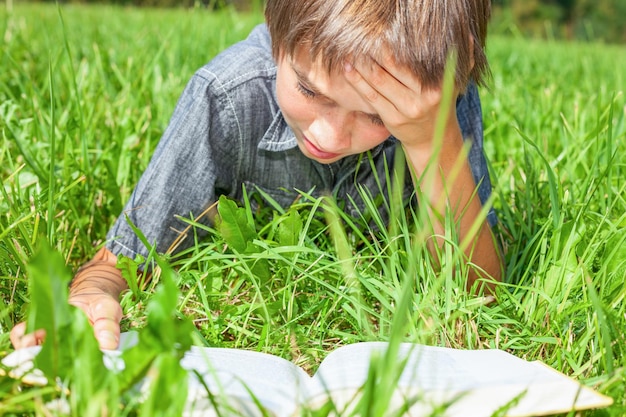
[344,56,504,286]
[69,288,123,350]
[67,247,127,350]
[10,247,127,351]
[9,289,123,351]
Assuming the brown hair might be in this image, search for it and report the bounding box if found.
[265,0,491,90]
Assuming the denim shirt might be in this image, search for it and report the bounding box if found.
[106,24,495,260]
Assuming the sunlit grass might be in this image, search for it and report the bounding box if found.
[1,3,625,416]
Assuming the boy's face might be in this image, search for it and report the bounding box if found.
[276,47,391,164]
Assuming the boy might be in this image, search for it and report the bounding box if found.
[11,0,502,350]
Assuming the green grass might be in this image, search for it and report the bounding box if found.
[1,3,626,416]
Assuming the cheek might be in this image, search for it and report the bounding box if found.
[276,73,311,126]
[278,94,307,124]
[353,122,391,150]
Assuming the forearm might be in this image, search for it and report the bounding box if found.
[70,247,128,299]
[402,120,502,289]
[337,53,501,286]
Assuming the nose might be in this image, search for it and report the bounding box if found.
[309,110,352,152]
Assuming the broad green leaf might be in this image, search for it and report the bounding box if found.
[216,195,258,253]
[27,241,74,380]
[26,242,107,386]
[143,259,194,350]
[117,255,140,298]
[244,242,270,282]
[215,196,270,281]
[277,210,303,247]
[68,308,110,411]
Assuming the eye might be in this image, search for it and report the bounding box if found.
[296,82,316,99]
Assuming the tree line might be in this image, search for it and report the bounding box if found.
[13,0,626,43]
[493,0,626,43]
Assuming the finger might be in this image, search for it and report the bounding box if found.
[353,57,417,95]
[372,56,449,116]
[343,61,401,119]
[17,330,47,349]
[374,54,423,93]
[90,299,123,350]
[346,59,443,124]
[9,322,26,348]
[10,323,46,349]
[93,316,121,350]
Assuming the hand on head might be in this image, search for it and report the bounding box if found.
[343,56,454,150]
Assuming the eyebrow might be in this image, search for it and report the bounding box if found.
[292,65,326,97]
[291,63,384,123]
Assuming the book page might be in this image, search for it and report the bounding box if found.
[182,346,312,417]
[309,342,479,394]
[306,342,612,416]
[3,337,612,416]
[1,333,311,417]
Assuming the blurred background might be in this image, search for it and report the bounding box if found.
[491,0,625,43]
[4,0,626,44]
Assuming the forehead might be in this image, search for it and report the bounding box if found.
[287,46,339,78]
[284,47,382,117]
[285,40,383,76]
[287,45,380,87]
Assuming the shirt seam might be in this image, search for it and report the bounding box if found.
[196,69,246,185]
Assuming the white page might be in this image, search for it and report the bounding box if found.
[306,342,612,417]
[309,342,479,395]
[182,346,312,416]
[2,333,311,416]
[452,361,613,417]
[310,342,567,392]
[3,337,611,416]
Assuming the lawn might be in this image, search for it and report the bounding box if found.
[1,3,625,416]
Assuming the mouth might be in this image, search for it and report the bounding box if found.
[302,136,342,161]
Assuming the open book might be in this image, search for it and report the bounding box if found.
[2,334,613,417]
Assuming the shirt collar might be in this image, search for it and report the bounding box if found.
[257,111,298,152]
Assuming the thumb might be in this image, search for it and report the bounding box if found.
[93,317,121,350]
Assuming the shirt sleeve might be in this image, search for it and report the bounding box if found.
[105,70,239,261]
[105,25,278,262]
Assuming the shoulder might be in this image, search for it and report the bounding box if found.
[171,25,282,158]
[193,24,277,94]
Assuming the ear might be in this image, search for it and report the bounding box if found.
[469,34,475,70]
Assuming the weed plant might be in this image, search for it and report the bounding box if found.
[1,3,625,416]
